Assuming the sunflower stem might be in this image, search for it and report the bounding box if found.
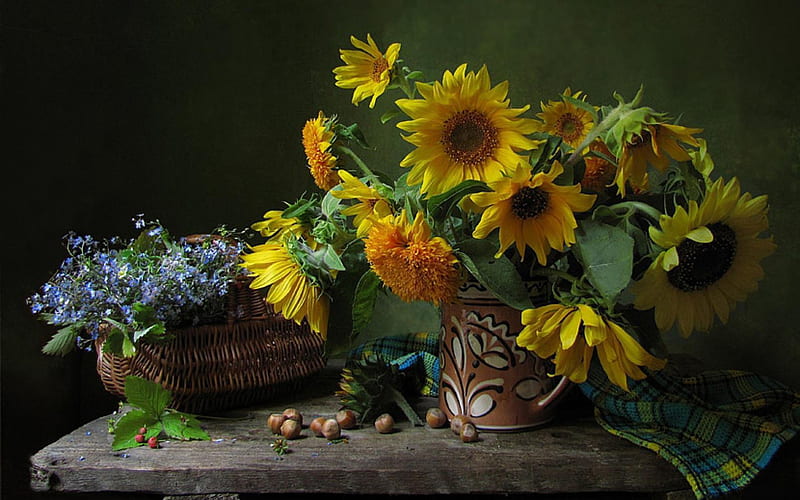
[335,145,375,179]
[564,87,645,168]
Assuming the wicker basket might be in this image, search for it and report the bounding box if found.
[94,277,327,414]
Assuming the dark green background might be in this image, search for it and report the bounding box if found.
[3,1,799,498]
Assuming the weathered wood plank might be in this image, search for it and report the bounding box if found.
[29,360,796,497]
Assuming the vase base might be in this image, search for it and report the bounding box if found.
[471,415,557,433]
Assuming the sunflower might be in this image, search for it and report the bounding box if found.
[614,123,702,196]
[252,210,312,242]
[517,303,667,391]
[330,170,393,237]
[363,211,460,305]
[468,162,596,264]
[241,241,330,338]
[302,111,340,191]
[333,34,401,108]
[632,177,776,337]
[581,139,616,193]
[395,64,541,197]
[535,88,594,149]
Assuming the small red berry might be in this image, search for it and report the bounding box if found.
[147,436,159,449]
[134,434,145,443]
[138,427,147,435]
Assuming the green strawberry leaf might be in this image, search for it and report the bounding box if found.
[162,412,210,441]
[111,409,160,451]
[124,376,171,417]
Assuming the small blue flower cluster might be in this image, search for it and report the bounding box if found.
[28,218,246,350]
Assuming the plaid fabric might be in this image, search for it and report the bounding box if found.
[347,332,440,396]
[579,362,800,499]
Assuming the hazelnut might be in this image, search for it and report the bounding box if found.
[321,418,341,440]
[374,413,395,434]
[460,422,479,443]
[282,408,303,425]
[336,409,358,429]
[267,413,286,434]
[280,418,302,440]
[309,416,327,437]
[425,407,448,428]
[450,414,470,435]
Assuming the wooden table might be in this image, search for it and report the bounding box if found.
[30,361,799,499]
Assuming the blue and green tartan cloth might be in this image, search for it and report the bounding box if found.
[348,332,800,499]
[579,363,800,499]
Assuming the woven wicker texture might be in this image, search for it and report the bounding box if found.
[95,277,326,414]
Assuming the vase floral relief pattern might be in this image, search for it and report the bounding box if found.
[439,280,571,431]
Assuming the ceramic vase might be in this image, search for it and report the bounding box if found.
[438,280,571,431]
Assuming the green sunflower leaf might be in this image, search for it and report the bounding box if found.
[380,109,401,124]
[352,270,381,337]
[573,219,634,305]
[562,94,598,123]
[321,190,343,218]
[455,238,533,310]
[426,180,489,221]
[282,196,319,221]
[529,134,562,173]
[322,245,346,271]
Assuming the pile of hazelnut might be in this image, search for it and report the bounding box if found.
[266,407,478,443]
[425,407,479,442]
[267,408,399,440]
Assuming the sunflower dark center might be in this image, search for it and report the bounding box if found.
[371,58,389,82]
[441,110,498,165]
[555,113,583,143]
[667,222,737,292]
[511,187,549,219]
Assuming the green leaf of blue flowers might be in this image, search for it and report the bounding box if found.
[573,219,634,305]
[102,326,124,355]
[352,270,381,337]
[131,302,157,324]
[122,335,137,357]
[41,323,82,356]
[124,376,171,417]
[131,303,166,342]
[131,225,170,254]
[132,323,160,343]
[455,239,533,311]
